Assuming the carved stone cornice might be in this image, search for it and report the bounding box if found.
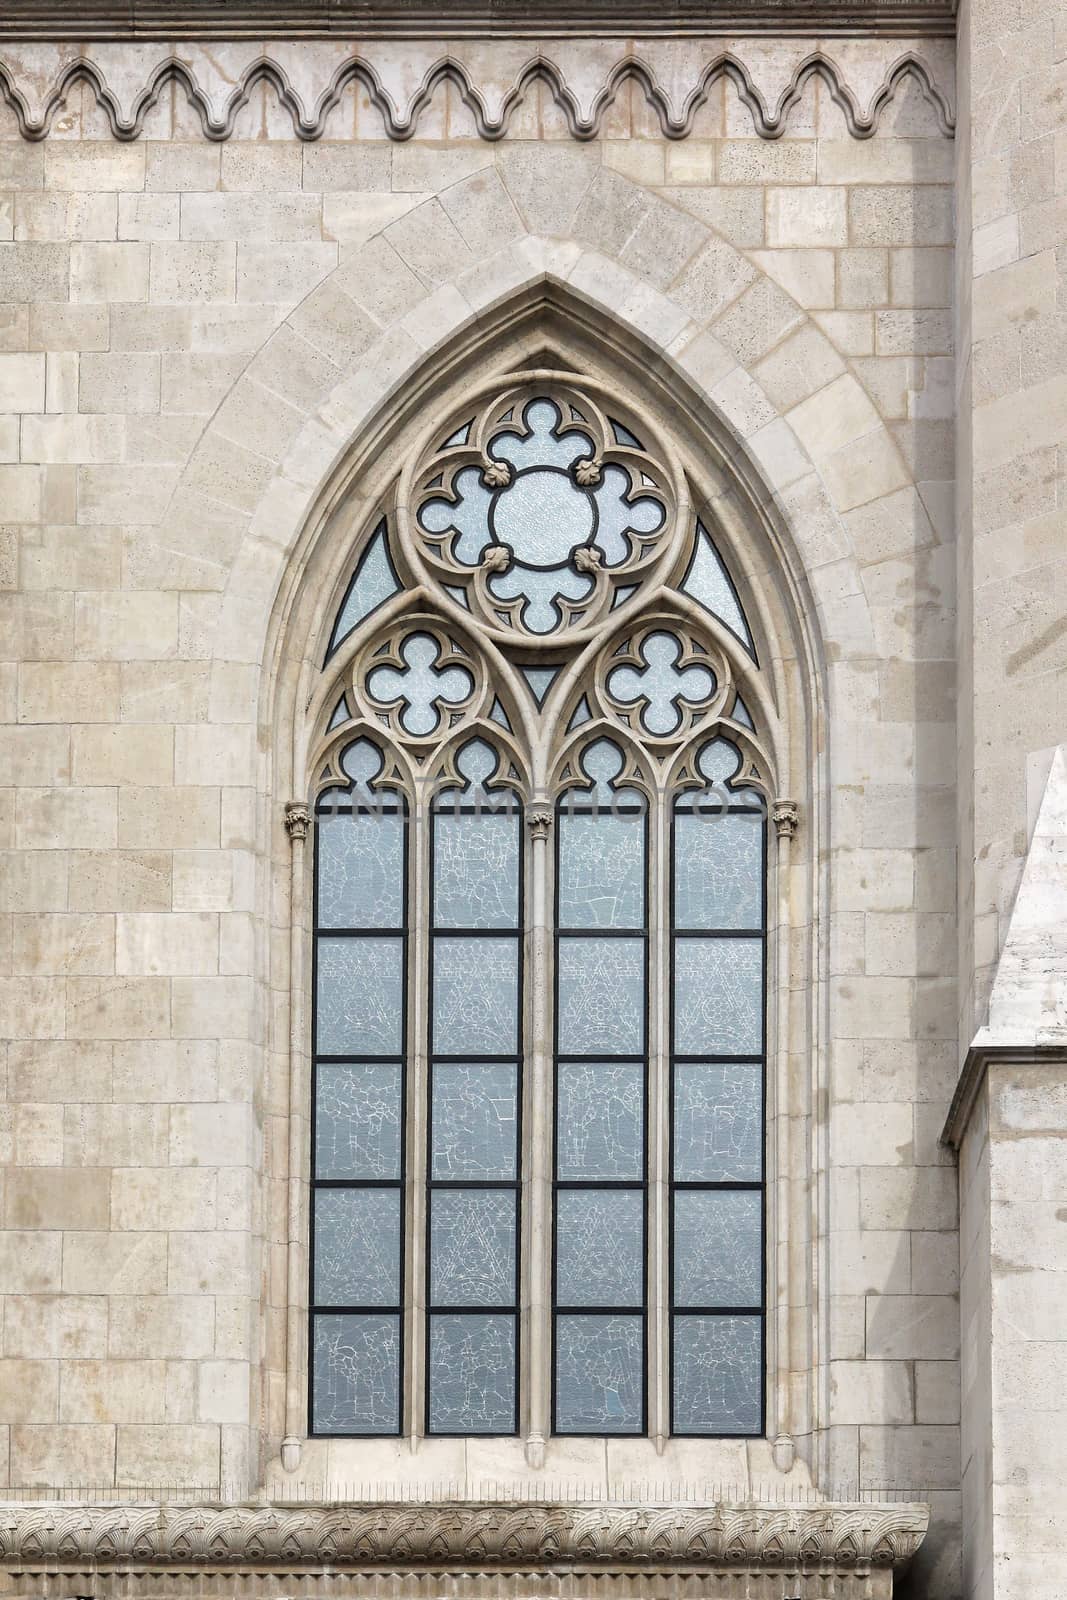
[0,2,958,40]
[0,1498,929,1575]
[0,44,955,141]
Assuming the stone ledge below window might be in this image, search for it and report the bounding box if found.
[0,1496,928,1598]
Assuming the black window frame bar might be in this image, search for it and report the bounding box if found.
[551,783,649,1438]
[668,789,767,1439]
[424,780,524,1438]
[308,785,409,1439]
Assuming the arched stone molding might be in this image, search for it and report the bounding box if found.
[0,38,955,141]
[143,164,943,1497]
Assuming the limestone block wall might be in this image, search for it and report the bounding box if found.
[0,31,958,1596]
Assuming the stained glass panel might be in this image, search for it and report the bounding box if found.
[672,1315,762,1435]
[315,1062,402,1181]
[556,1189,643,1307]
[681,523,754,656]
[315,936,403,1056]
[432,936,519,1056]
[313,1187,401,1307]
[556,1062,643,1180]
[673,1190,762,1308]
[326,524,399,660]
[317,813,404,929]
[431,1062,517,1181]
[555,1314,643,1434]
[673,938,762,1056]
[428,1314,516,1433]
[433,813,519,929]
[558,814,644,929]
[557,936,644,1056]
[312,1313,400,1434]
[674,813,763,931]
[430,1189,517,1306]
[673,1062,762,1183]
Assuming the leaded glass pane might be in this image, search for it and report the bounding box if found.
[433,813,519,929]
[674,813,762,931]
[327,524,399,659]
[555,1314,643,1434]
[558,814,644,929]
[431,1062,517,1180]
[556,1189,643,1307]
[673,1062,762,1183]
[312,1313,400,1434]
[430,1189,516,1307]
[556,1062,643,1180]
[432,936,518,1055]
[673,1190,762,1308]
[317,812,404,929]
[315,1062,402,1181]
[681,523,754,655]
[672,1315,762,1435]
[428,1314,516,1433]
[673,938,762,1056]
[557,936,644,1056]
[316,936,403,1056]
[313,1187,400,1307]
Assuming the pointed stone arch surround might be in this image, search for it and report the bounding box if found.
[145,155,945,1500]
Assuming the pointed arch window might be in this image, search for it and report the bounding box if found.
[307,374,774,1442]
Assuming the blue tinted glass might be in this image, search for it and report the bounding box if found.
[672,1314,762,1434]
[556,1189,643,1307]
[327,525,399,658]
[433,812,519,929]
[315,1062,402,1180]
[313,1187,400,1307]
[681,523,754,655]
[312,1313,400,1434]
[556,1061,643,1180]
[673,1061,762,1183]
[673,1190,762,1308]
[555,1314,643,1434]
[428,1313,516,1433]
[558,813,644,929]
[673,938,762,1056]
[315,936,403,1056]
[317,812,404,930]
[430,1189,516,1307]
[433,936,518,1056]
[557,936,644,1056]
[432,1062,517,1181]
[674,812,762,930]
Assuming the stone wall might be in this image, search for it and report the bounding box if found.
[0,32,959,1597]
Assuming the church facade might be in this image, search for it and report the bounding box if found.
[0,3,1062,1598]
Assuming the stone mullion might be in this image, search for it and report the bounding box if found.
[405,785,431,1443]
[523,804,553,1467]
[649,783,670,1449]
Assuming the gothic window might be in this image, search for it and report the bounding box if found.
[307,375,774,1441]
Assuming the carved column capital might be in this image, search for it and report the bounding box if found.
[526,807,553,841]
[285,801,312,842]
[772,799,799,840]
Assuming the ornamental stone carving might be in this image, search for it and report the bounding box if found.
[0,1498,929,1577]
[0,43,955,142]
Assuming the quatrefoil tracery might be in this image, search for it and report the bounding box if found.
[405,379,677,644]
[345,617,489,746]
[596,620,731,746]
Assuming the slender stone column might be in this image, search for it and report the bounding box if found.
[771,799,798,1472]
[281,801,312,1472]
[524,803,553,1468]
